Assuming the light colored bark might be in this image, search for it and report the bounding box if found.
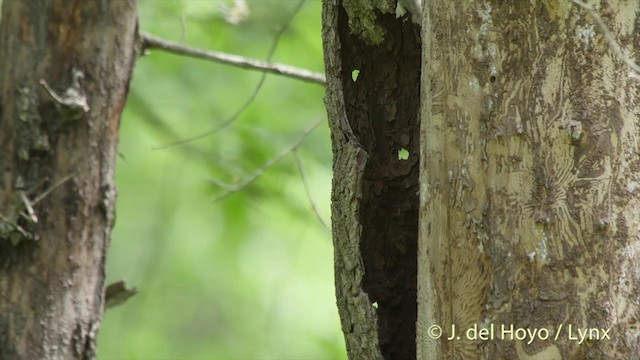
[419,1,640,359]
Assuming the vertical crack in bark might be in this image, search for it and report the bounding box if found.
[338,9,421,360]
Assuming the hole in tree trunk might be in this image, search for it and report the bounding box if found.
[338,9,421,360]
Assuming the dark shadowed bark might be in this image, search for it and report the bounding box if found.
[322,0,421,359]
[0,1,137,358]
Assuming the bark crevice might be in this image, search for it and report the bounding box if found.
[330,4,421,359]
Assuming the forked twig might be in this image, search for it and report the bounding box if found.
[207,117,324,202]
[155,0,316,149]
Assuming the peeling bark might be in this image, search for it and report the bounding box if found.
[419,1,640,359]
[0,1,137,358]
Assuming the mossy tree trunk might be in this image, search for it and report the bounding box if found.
[0,1,137,358]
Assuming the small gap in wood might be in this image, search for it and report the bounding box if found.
[339,9,421,360]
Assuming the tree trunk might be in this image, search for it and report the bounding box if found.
[418,1,640,359]
[322,0,421,359]
[0,1,137,358]
[324,1,640,359]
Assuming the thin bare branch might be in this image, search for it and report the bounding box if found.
[572,0,640,74]
[31,172,81,206]
[207,117,324,202]
[293,150,331,232]
[128,90,219,165]
[155,73,268,149]
[139,33,325,86]
[155,0,314,149]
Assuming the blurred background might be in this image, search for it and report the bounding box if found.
[98,1,345,359]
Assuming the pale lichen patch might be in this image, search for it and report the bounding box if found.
[342,0,396,45]
[575,24,596,47]
[535,236,549,264]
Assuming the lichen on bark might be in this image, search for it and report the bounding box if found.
[342,0,396,45]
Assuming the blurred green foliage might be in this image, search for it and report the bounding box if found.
[98,1,345,359]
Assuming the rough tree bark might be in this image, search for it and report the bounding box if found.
[323,0,421,359]
[418,1,640,359]
[324,0,640,359]
[0,1,137,358]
